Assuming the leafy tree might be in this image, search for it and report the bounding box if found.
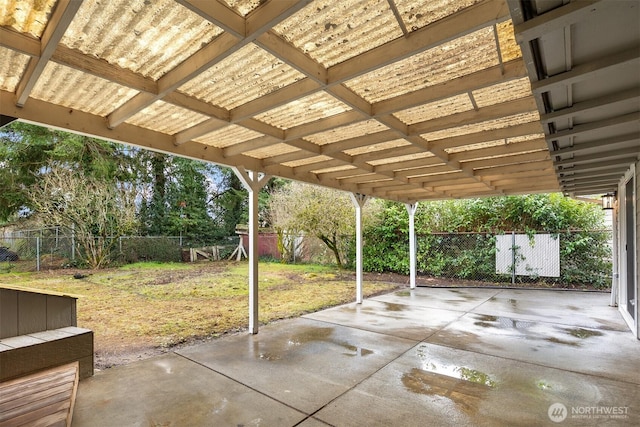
[416,194,604,234]
[27,165,137,268]
[259,177,289,228]
[362,200,411,273]
[270,182,358,268]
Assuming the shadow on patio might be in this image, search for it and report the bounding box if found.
[72,287,639,426]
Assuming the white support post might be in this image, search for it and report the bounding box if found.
[406,203,418,289]
[610,204,619,307]
[232,167,271,334]
[350,193,369,304]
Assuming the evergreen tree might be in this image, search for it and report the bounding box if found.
[0,122,132,223]
[136,151,170,235]
[211,169,247,237]
[165,157,216,245]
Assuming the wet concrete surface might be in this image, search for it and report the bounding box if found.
[72,288,639,426]
[374,287,501,312]
[176,318,416,414]
[303,299,466,340]
[72,352,307,426]
[469,289,631,332]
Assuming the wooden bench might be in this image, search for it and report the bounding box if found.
[0,286,93,382]
[0,362,79,427]
[0,327,93,382]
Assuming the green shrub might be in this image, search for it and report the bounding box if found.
[361,196,610,288]
[119,237,182,264]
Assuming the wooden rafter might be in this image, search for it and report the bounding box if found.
[0,0,580,202]
[15,0,83,106]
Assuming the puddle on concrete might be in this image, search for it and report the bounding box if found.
[473,314,534,330]
[362,304,406,320]
[447,289,479,301]
[416,345,496,387]
[293,327,335,344]
[154,360,174,374]
[257,352,281,361]
[543,327,602,347]
[252,326,373,361]
[457,367,496,387]
[337,306,357,314]
[340,343,374,357]
[545,337,580,347]
[401,368,492,416]
[487,296,539,315]
[476,315,498,322]
[383,302,406,312]
[566,328,603,339]
[536,380,552,390]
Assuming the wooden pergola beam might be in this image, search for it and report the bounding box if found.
[16,0,83,106]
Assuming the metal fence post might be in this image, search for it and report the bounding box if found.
[511,231,516,285]
[36,236,40,272]
[71,223,75,261]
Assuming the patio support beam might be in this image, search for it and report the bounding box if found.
[350,193,370,304]
[610,199,619,307]
[531,47,640,94]
[232,167,271,334]
[554,146,640,167]
[327,0,510,83]
[406,203,418,289]
[107,0,310,129]
[176,0,246,38]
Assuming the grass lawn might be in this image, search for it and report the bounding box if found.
[0,261,401,368]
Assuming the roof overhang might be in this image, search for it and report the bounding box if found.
[0,0,636,201]
[508,0,640,197]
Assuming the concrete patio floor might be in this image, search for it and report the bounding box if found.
[72,287,639,426]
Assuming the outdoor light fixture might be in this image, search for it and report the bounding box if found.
[601,193,616,210]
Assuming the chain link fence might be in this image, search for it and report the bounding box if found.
[416,231,612,288]
[1,228,74,271]
[0,228,240,271]
[1,228,613,289]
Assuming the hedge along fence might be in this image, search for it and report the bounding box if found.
[363,231,612,289]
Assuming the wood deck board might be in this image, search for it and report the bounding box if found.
[0,362,79,427]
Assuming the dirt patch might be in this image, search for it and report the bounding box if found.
[95,343,168,370]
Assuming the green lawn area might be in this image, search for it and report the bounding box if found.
[0,261,401,367]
